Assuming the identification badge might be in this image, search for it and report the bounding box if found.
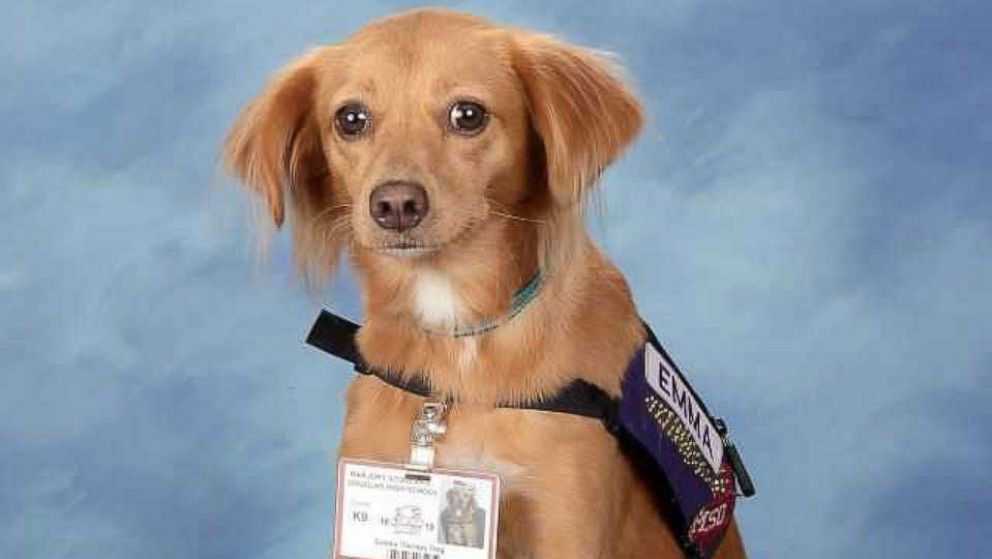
[334,459,501,559]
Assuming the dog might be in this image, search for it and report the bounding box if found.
[224,8,747,558]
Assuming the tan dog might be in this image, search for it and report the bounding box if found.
[225,8,746,558]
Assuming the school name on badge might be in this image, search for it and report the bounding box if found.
[335,459,500,559]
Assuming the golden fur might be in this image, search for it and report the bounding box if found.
[225,8,746,558]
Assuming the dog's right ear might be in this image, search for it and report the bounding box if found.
[223,48,329,227]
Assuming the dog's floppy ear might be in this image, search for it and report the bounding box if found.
[510,32,644,206]
[224,48,347,283]
[223,48,328,227]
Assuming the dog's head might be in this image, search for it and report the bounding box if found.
[224,9,642,282]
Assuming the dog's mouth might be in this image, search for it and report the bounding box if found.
[370,241,442,259]
[364,220,479,260]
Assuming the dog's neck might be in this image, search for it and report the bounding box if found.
[351,216,643,404]
[356,217,541,330]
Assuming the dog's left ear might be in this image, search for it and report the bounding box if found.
[510,32,644,206]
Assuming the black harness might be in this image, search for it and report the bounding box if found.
[306,309,621,428]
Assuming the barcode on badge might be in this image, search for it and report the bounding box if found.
[387,549,439,559]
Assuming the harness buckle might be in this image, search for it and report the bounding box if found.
[714,418,756,497]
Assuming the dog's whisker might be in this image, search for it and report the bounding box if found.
[486,199,547,225]
[312,203,353,225]
[324,216,354,239]
[490,209,546,225]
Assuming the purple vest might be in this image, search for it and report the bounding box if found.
[616,331,750,558]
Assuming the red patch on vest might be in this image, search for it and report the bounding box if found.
[689,462,737,556]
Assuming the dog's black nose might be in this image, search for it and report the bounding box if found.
[369,181,429,231]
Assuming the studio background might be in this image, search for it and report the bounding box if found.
[3,1,989,557]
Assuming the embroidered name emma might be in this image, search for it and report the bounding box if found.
[644,344,724,473]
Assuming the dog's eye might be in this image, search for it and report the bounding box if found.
[448,101,488,136]
[334,103,371,139]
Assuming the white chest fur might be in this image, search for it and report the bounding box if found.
[412,268,464,330]
[411,269,481,371]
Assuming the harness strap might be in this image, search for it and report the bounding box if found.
[305,310,619,430]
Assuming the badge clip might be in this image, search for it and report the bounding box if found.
[406,399,448,477]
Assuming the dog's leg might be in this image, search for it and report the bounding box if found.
[492,485,609,558]
[513,463,625,559]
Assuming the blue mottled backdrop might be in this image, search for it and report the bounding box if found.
[3,1,989,557]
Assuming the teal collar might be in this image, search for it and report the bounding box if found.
[427,270,546,338]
